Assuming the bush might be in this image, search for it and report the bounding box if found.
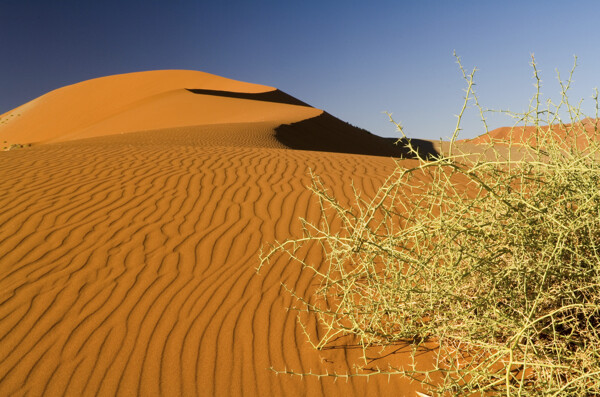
[259,54,600,396]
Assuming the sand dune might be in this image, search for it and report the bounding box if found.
[465,117,600,148]
[0,70,323,146]
[0,72,431,396]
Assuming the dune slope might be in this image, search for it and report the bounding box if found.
[0,130,434,396]
[0,71,433,396]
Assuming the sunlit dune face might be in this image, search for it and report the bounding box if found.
[0,70,321,146]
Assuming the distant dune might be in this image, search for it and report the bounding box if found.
[464,117,600,148]
[0,71,432,396]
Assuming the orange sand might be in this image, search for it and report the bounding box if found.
[0,71,431,396]
[465,117,600,148]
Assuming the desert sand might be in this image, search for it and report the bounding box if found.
[465,117,600,148]
[0,71,432,396]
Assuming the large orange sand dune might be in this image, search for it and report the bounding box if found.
[0,71,431,396]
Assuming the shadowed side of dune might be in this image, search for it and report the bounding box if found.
[186,88,312,107]
[275,112,440,158]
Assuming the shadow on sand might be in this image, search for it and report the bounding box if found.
[188,89,440,159]
[275,112,440,159]
[186,88,311,107]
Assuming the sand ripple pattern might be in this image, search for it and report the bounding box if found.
[0,128,418,396]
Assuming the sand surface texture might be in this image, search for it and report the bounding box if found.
[0,71,428,396]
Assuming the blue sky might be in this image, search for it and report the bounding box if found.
[1,0,599,139]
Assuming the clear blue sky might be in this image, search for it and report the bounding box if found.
[1,0,599,139]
